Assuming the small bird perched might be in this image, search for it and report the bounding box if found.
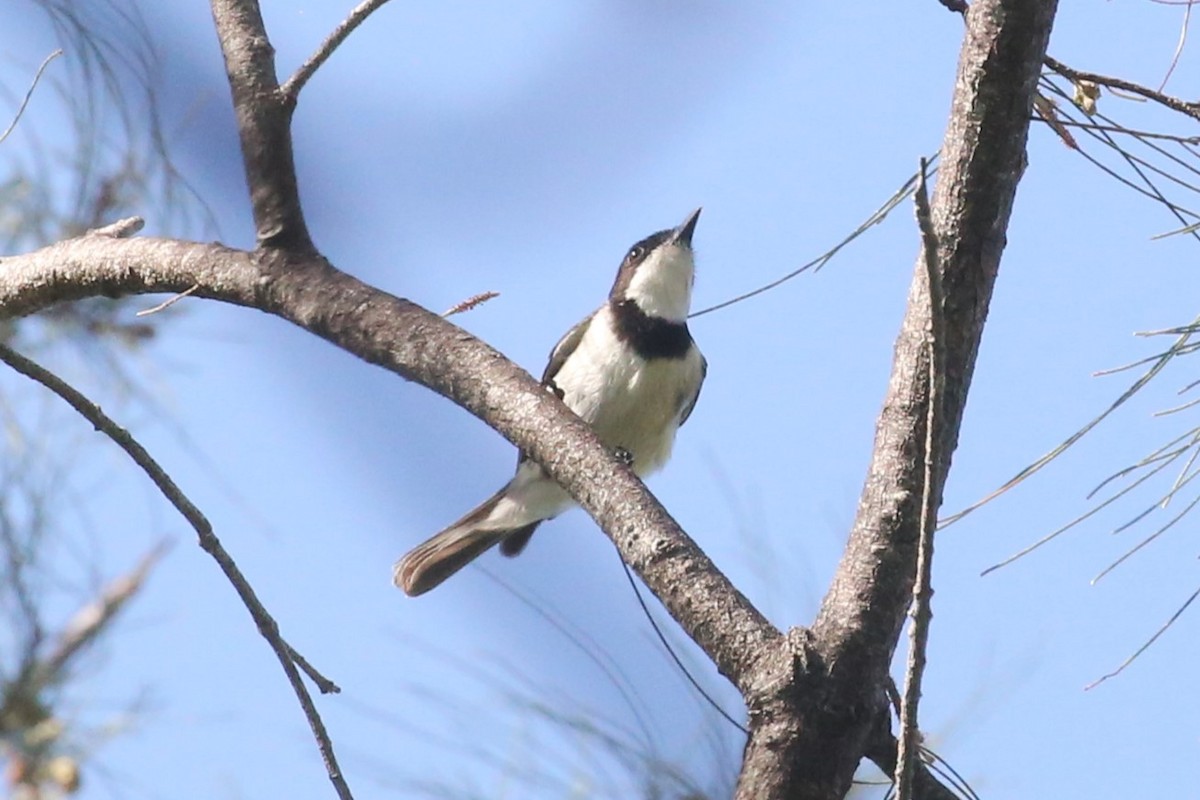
[395,208,707,596]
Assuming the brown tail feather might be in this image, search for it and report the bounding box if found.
[394,525,506,596]
[394,489,541,596]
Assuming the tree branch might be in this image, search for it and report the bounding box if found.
[0,341,352,798]
[280,0,395,104]
[1044,54,1200,123]
[209,0,314,250]
[815,0,1054,676]
[895,158,944,800]
[0,49,62,145]
[0,231,783,697]
[736,1,1056,796]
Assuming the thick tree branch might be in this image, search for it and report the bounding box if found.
[738,2,1058,797]
[209,0,314,251]
[0,231,783,696]
[815,0,1054,678]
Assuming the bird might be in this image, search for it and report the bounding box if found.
[394,208,707,596]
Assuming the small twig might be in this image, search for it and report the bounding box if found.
[619,558,748,735]
[0,49,62,145]
[476,565,659,752]
[0,343,354,800]
[281,0,395,103]
[895,158,942,800]
[442,290,500,318]
[864,720,967,800]
[1044,55,1200,122]
[690,153,939,318]
[942,314,1200,530]
[1159,0,1192,93]
[1035,117,1200,146]
[1085,585,1200,690]
[287,644,341,694]
[23,542,169,697]
[137,284,200,317]
[87,217,145,239]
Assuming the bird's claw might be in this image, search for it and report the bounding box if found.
[613,446,634,466]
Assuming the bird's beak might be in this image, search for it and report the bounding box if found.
[671,207,702,247]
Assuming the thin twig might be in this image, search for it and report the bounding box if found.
[1159,0,1192,93]
[287,644,342,694]
[619,559,748,735]
[941,315,1199,529]
[281,0,395,103]
[1036,117,1200,146]
[922,745,982,800]
[1093,493,1200,584]
[88,216,145,239]
[137,284,199,317]
[690,153,938,318]
[33,541,169,693]
[0,343,354,800]
[895,158,942,800]
[476,565,659,752]
[1044,55,1200,122]
[0,49,62,145]
[443,291,500,318]
[1084,585,1200,690]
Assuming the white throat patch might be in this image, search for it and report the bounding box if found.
[625,243,694,322]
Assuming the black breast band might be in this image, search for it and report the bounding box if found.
[610,300,693,360]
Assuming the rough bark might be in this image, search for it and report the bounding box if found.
[210,0,313,250]
[0,233,782,692]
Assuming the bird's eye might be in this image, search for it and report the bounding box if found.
[627,246,644,262]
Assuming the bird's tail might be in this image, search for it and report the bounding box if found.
[393,489,540,596]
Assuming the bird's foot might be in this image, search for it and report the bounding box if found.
[613,446,635,467]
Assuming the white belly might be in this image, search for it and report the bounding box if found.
[551,306,704,476]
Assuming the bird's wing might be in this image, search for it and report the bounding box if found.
[515,311,595,467]
[541,311,595,393]
[679,353,707,427]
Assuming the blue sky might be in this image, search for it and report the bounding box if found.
[5,2,1200,798]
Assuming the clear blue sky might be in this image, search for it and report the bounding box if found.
[5,2,1199,798]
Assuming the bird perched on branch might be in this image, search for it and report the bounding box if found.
[395,208,707,596]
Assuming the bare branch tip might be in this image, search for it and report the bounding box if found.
[137,284,200,317]
[443,290,500,317]
[282,0,395,102]
[0,48,63,145]
[89,217,145,239]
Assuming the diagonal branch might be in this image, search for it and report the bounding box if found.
[281,0,395,103]
[0,49,62,145]
[0,230,783,698]
[815,0,1055,672]
[791,1,1055,794]
[0,341,352,800]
